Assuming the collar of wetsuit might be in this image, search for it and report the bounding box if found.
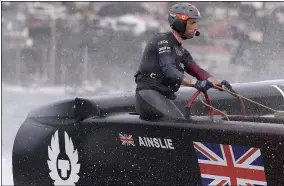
[168,32,182,46]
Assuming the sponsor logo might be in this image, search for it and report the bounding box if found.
[119,133,135,146]
[119,133,174,150]
[158,46,171,54]
[158,46,171,51]
[174,46,184,56]
[193,141,267,186]
[158,40,169,45]
[48,130,80,185]
[179,62,185,69]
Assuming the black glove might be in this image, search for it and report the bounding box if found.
[221,80,232,90]
[194,80,213,92]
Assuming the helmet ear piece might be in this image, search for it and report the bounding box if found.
[171,19,187,35]
[168,12,176,26]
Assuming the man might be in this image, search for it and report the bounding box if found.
[134,3,232,120]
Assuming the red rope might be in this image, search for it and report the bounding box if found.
[187,86,247,116]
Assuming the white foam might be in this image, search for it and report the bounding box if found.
[2,156,13,185]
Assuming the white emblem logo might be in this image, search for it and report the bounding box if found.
[158,40,169,45]
[179,62,185,69]
[47,130,80,185]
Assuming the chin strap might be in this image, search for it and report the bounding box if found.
[174,28,186,39]
[181,34,188,39]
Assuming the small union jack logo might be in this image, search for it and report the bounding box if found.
[193,141,267,186]
[119,133,135,146]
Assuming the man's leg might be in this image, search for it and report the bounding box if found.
[135,89,185,120]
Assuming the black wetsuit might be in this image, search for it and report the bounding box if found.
[135,32,211,120]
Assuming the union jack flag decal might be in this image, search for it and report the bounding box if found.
[193,141,267,186]
[119,133,135,146]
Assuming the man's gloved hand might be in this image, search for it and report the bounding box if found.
[220,80,232,90]
[194,79,214,92]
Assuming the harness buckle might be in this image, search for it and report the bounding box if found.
[150,73,156,78]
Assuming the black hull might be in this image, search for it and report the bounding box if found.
[12,80,284,185]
